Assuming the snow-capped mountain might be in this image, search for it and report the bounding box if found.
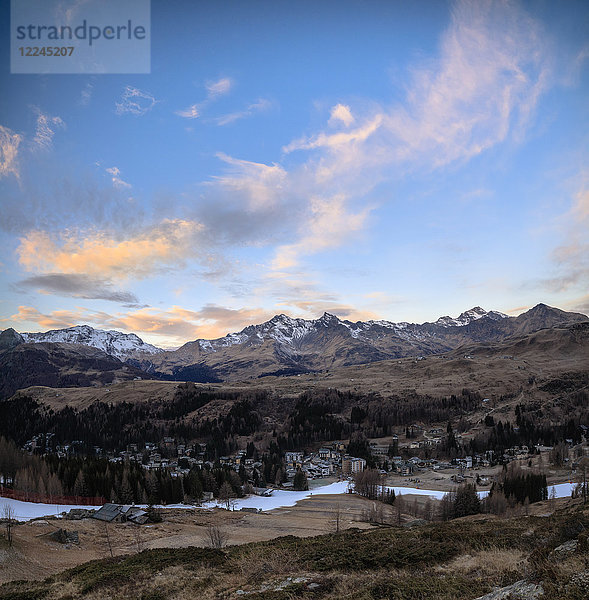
[191,307,508,353]
[434,307,508,328]
[8,304,586,384]
[132,303,587,382]
[20,325,163,360]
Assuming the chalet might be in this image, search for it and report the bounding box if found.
[92,504,148,524]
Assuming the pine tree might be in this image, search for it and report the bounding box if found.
[293,469,308,491]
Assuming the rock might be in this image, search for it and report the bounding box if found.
[549,540,578,561]
[566,570,589,595]
[473,580,543,600]
[47,529,79,544]
[403,519,428,528]
[307,582,321,590]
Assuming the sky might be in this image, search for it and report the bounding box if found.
[0,0,588,348]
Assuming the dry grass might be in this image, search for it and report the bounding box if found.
[442,548,527,582]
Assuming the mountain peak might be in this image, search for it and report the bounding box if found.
[0,328,24,351]
[318,312,340,325]
[19,325,163,360]
[435,306,507,328]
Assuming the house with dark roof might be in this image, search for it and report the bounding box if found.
[92,503,148,524]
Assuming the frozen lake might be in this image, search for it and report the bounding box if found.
[1,481,577,521]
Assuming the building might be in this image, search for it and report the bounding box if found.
[342,456,366,476]
[92,504,148,524]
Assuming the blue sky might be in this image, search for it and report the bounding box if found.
[1,0,588,347]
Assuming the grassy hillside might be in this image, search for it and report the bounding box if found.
[2,501,588,600]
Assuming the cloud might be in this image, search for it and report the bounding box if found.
[0,125,22,180]
[175,104,199,119]
[541,179,589,293]
[79,82,94,106]
[32,109,64,150]
[105,166,131,189]
[329,104,355,127]
[17,273,140,304]
[271,194,371,269]
[212,152,287,211]
[571,187,589,220]
[215,98,272,126]
[16,219,204,280]
[205,77,233,98]
[283,0,551,184]
[1,303,279,346]
[1,305,83,331]
[115,86,158,116]
[175,77,234,120]
[1,297,381,346]
[567,294,589,317]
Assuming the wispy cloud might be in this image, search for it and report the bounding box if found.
[205,77,233,98]
[0,125,22,180]
[175,76,234,120]
[539,176,589,296]
[284,0,551,183]
[105,166,131,189]
[271,194,371,269]
[32,108,64,150]
[115,86,158,116]
[215,98,272,126]
[79,81,94,106]
[212,152,286,210]
[175,104,199,119]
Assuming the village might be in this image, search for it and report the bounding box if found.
[22,427,589,498]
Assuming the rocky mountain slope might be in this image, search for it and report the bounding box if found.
[2,303,586,386]
[0,338,150,399]
[20,324,163,360]
[129,304,588,381]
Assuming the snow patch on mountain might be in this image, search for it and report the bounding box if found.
[192,307,510,353]
[20,325,163,360]
[435,307,508,328]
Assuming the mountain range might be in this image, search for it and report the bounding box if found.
[0,303,586,393]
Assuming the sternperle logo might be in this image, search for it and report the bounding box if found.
[10,0,151,74]
[15,20,148,47]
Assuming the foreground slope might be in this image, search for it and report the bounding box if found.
[1,500,587,600]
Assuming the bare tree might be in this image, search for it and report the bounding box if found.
[423,497,434,521]
[206,523,227,549]
[353,469,383,500]
[133,524,143,553]
[2,503,14,547]
[104,522,114,557]
[218,481,235,511]
[394,494,404,525]
[327,504,343,533]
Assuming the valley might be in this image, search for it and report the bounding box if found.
[1,304,587,599]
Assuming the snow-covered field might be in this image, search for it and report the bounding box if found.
[205,481,352,511]
[0,498,102,521]
[1,481,577,522]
